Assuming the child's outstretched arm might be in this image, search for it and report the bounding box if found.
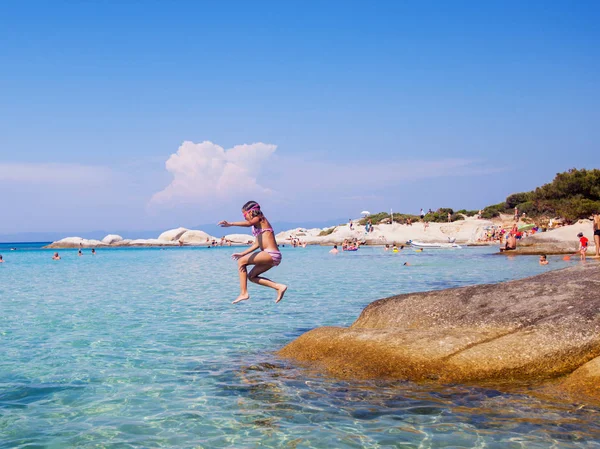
[218,216,260,228]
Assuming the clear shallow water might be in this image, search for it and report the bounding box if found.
[1,245,599,448]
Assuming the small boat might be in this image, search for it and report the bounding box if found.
[408,240,462,249]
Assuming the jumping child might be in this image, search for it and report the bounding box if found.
[219,201,287,304]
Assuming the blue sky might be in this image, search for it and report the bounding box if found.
[0,1,598,234]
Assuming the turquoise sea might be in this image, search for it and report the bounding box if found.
[1,244,599,448]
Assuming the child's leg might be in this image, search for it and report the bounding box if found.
[247,252,287,303]
[233,254,252,304]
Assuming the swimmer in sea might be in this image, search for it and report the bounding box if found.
[0,255,4,263]
[219,201,287,304]
[78,248,83,256]
[539,254,548,265]
[330,245,339,254]
[52,252,61,260]
[91,249,96,255]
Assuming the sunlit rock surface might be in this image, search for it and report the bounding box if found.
[279,264,600,402]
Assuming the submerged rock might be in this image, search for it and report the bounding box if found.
[279,264,600,401]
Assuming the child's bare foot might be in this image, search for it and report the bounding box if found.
[275,284,288,304]
[232,294,249,304]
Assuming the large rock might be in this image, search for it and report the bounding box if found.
[45,237,105,248]
[513,220,597,255]
[225,233,254,244]
[279,264,600,394]
[128,238,177,246]
[101,234,124,244]
[179,230,213,244]
[158,227,188,242]
[558,356,600,403]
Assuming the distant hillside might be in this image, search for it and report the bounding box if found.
[481,168,600,222]
[360,168,600,225]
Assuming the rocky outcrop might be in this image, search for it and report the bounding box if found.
[558,356,600,403]
[45,237,106,248]
[512,220,596,255]
[279,264,600,401]
[179,230,212,244]
[158,227,189,242]
[101,234,124,244]
[127,238,177,246]
[45,228,224,248]
[44,217,501,249]
[225,234,254,244]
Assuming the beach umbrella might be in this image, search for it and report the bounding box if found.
[361,211,371,216]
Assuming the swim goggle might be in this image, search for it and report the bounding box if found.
[243,205,261,218]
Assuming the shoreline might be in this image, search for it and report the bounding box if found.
[42,217,597,255]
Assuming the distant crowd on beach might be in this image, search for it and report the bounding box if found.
[202,237,234,247]
[499,212,600,263]
[486,223,538,247]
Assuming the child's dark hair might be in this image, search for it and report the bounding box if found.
[242,200,264,219]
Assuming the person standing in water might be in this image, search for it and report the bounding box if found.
[219,201,287,304]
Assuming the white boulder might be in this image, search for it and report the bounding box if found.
[158,227,188,242]
[101,234,124,244]
[179,230,213,244]
[225,233,254,244]
[46,237,105,248]
[128,238,177,246]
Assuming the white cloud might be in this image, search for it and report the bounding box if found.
[0,163,111,185]
[150,141,277,205]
